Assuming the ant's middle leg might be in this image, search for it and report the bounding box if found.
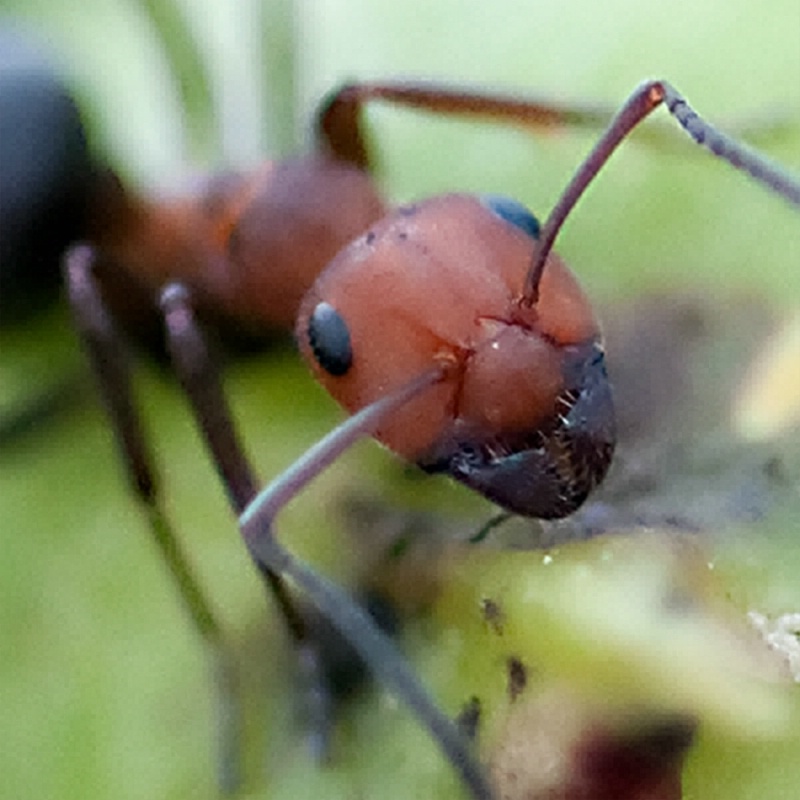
[161,284,492,797]
[158,283,339,759]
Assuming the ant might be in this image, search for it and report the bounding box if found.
[48,74,800,799]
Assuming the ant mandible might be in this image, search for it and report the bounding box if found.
[63,79,800,800]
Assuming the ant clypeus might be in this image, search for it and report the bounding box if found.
[56,76,800,800]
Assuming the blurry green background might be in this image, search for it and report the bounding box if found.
[1,0,799,798]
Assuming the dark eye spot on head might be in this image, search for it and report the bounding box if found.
[506,656,528,702]
[480,194,540,239]
[307,301,352,376]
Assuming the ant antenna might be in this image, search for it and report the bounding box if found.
[238,368,493,799]
[523,79,800,304]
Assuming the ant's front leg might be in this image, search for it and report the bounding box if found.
[158,284,337,760]
[63,245,241,795]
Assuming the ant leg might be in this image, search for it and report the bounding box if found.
[523,80,800,302]
[62,244,241,796]
[158,284,336,758]
[236,368,493,800]
[160,286,489,796]
[317,79,613,168]
[318,78,800,174]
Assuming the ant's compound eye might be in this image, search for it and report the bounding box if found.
[480,195,541,239]
[307,301,353,376]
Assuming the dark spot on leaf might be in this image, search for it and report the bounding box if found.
[507,656,527,702]
[481,597,504,635]
[456,696,481,741]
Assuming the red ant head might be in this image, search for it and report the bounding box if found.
[297,193,615,518]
